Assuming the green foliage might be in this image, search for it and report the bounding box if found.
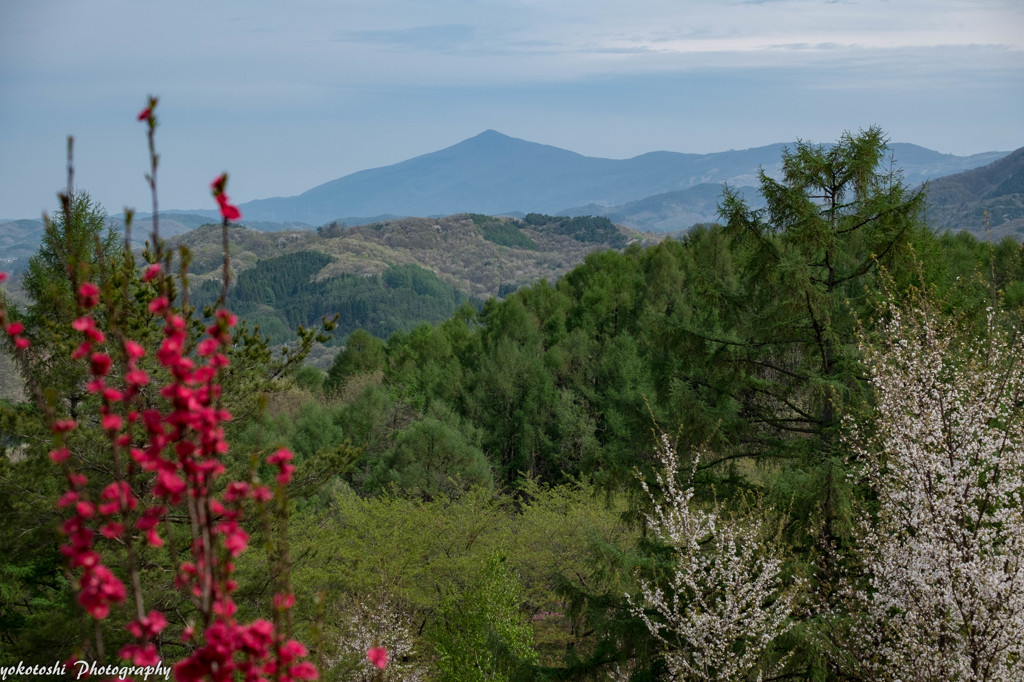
[196,253,470,344]
[278,474,641,677]
[231,249,333,306]
[22,191,121,324]
[429,554,539,682]
[291,364,325,395]
[169,211,632,328]
[469,214,540,250]
[15,191,123,404]
[317,221,347,238]
[0,412,82,665]
[8,128,1024,679]
[285,130,1024,677]
[924,147,1024,238]
[325,329,386,394]
[523,213,627,248]
[368,407,493,500]
[715,127,924,450]
[286,485,513,651]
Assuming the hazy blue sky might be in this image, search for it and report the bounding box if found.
[1,0,1022,220]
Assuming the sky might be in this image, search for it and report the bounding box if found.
[1,0,1022,220]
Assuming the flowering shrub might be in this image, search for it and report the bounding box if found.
[627,435,797,680]
[0,99,385,681]
[845,293,1024,680]
[327,599,422,681]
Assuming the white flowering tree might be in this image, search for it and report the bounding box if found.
[627,435,797,681]
[327,597,426,682]
[846,294,1024,681]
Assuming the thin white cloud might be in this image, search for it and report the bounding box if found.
[0,0,1020,218]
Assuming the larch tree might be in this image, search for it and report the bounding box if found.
[703,127,927,581]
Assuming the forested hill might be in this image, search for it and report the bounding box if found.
[924,145,1024,239]
[9,130,1024,680]
[173,212,643,344]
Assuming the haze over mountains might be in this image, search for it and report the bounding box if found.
[2,133,1017,241]
[225,131,1008,230]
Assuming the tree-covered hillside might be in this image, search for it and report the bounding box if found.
[925,145,1024,238]
[192,252,470,343]
[165,213,642,344]
[4,128,1024,681]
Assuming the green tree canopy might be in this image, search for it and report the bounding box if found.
[22,191,122,324]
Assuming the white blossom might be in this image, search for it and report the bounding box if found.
[327,597,427,682]
[627,434,797,681]
[847,296,1024,681]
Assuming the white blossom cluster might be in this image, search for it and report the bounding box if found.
[327,597,427,682]
[627,434,796,681]
[848,300,1024,681]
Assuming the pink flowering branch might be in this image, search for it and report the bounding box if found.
[209,173,239,310]
[139,95,160,244]
[0,98,322,682]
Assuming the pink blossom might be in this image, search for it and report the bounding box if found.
[367,646,388,670]
[144,528,163,548]
[211,173,242,221]
[280,640,308,663]
[216,194,242,221]
[142,263,162,281]
[53,419,77,433]
[148,296,169,314]
[100,522,124,539]
[268,448,294,465]
[78,282,100,308]
[100,413,122,432]
[126,610,168,639]
[124,339,146,359]
[273,592,295,610]
[290,662,319,680]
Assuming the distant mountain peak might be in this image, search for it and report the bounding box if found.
[231,134,1011,228]
[474,129,510,139]
[451,129,546,152]
[450,129,519,147]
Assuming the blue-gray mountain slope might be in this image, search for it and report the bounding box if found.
[924,146,1024,239]
[230,131,1008,226]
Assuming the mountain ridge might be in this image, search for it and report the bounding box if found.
[924,147,1024,239]
[2,132,1014,233]
[231,131,1010,228]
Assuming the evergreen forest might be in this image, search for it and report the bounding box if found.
[4,127,1024,680]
